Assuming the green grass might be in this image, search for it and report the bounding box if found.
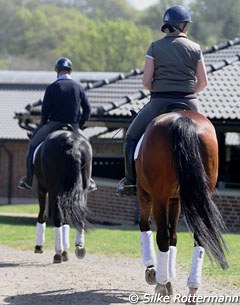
[0,203,38,214]
[0,204,239,287]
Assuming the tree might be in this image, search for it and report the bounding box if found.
[138,0,186,38]
[190,0,240,46]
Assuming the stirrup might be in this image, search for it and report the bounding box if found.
[88,178,97,192]
[117,178,136,196]
[18,177,32,190]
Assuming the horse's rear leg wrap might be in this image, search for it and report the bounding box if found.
[54,226,63,254]
[35,222,46,246]
[75,228,85,246]
[140,231,156,267]
[188,246,205,289]
[169,246,177,281]
[156,250,169,285]
[62,224,70,251]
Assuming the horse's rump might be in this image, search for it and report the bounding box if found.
[35,130,92,231]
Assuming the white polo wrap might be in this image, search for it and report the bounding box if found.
[169,246,177,281]
[156,250,169,285]
[54,226,63,254]
[188,246,205,288]
[75,228,85,246]
[35,222,46,246]
[140,231,156,267]
[62,224,70,251]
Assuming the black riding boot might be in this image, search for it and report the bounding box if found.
[117,136,138,196]
[18,145,35,190]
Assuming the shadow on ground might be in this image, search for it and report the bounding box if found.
[3,288,146,305]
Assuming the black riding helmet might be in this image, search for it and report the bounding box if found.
[55,57,73,72]
[161,5,192,33]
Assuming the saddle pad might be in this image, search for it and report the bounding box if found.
[134,134,145,160]
[33,142,43,164]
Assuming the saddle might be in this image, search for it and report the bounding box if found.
[32,124,78,164]
[134,102,191,160]
[161,102,191,113]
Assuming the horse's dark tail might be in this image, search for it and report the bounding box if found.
[56,139,93,232]
[171,116,228,269]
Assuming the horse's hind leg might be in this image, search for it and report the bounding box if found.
[51,193,63,264]
[75,228,86,259]
[153,201,170,296]
[187,234,205,301]
[138,186,156,285]
[166,198,181,295]
[35,186,47,254]
[62,223,70,262]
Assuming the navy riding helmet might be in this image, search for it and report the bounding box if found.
[161,5,192,33]
[55,57,73,72]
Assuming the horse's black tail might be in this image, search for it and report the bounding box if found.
[171,116,228,269]
[56,139,93,232]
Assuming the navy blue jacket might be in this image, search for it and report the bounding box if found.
[41,78,91,128]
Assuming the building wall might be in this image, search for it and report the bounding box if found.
[0,139,38,203]
[0,140,239,232]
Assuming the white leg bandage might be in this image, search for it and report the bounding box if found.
[62,224,70,251]
[156,250,169,285]
[169,246,177,281]
[75,229,85,246]
[35,222,46,246]
[140,231,156,267]
[54,226,63,254]
[188,246,205,289]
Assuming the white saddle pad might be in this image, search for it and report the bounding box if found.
[33,142,43,164]
[134,134,145,160]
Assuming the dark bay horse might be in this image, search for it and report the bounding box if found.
[135,110,228,300]
[34,128,92,263]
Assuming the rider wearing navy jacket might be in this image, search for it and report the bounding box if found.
[18,57,96,191]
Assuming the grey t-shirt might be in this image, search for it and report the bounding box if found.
[146,33,202,93]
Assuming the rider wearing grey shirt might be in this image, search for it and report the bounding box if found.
[117,5,208,196]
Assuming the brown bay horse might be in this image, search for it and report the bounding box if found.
[135,110,228,300]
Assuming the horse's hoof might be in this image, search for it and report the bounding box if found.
[34,245,43,253]
[62,251,69,262]
[75,244,86,259]
[53,254,62,264]
[166,282,173,296]
[155,283,168,296]
[186,288,197,304]
[145,267,156,285]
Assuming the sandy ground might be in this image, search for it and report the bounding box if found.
[0,244,239,305]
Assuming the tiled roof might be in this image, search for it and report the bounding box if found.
[1,37,240,140]
[0,89,44,140]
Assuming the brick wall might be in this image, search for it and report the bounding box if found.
[88,179,138,225]
[87,180,240,232]
[213,191,240,232]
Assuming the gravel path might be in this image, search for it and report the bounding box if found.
[0,245,239,305]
